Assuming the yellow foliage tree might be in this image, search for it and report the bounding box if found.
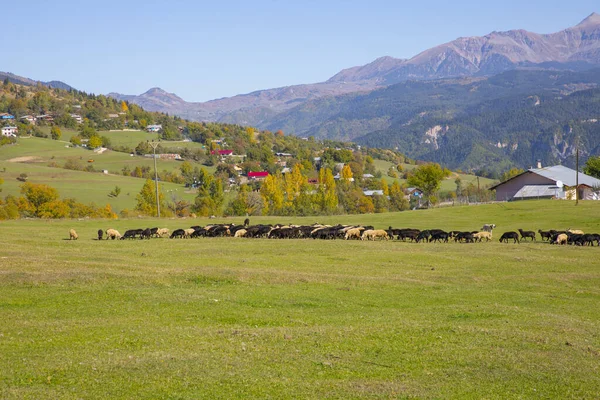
[121,100,129,112]
[260,173,284,215]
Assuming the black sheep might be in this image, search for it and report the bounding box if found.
[97,229,104,240]
[499,232,520,243]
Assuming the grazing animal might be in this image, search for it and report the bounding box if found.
[156,228,170,237]
[183,228,196,238]
[518,229,536,241]
[234,229,247,238]
[361,229,389,241]
[170,229,186,239]
[121,230,138,240]
[538,229,552,241]
[416,230,431,243]
[481,224,496,232]
[567,229,584,235]
[97,229,103,240]
[499,232,519,244]
[69,229,78,240]
[430,231,449,243]
[473,231,492,242]
[244,218,250,227]
[454,232,475,243]
[105,229,121,240]
[140,228,152,239]
[554,233,568,245]
[344,227,364,240]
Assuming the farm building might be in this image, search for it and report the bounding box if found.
[490,165,600,201]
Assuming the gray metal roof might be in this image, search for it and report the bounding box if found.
[513,185,561,199]
[529,165,600,188]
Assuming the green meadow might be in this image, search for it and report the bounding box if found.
[1,200,599,399]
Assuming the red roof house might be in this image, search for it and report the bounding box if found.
[210,149,234,156]
[248,171,269,179]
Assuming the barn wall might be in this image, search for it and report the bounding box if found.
[494,172,556,201]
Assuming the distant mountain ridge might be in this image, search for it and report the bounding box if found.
[108,13,600,127]
[0,71,74,91]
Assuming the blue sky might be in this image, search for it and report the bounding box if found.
[3,1,597,101]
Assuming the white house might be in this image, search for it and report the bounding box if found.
[146,124,162,132]
[70,114,83,124]
[1,126,18,137]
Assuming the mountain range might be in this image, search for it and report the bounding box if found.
[0,71,73,91]
[108,13,600,128]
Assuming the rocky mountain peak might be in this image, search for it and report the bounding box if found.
[576,12,600,28]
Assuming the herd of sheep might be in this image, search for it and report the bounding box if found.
[67,222,599,246]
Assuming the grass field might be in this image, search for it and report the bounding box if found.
[372,159,496,191]
[1,201,599,398]
[0,137,210,212]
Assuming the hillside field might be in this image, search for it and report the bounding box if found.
[0,137,211,212]
[1,200,599,398]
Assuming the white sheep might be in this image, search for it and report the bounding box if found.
[361,229,389,241]
[567,229,584,235]
[106,229,121,240]
[555,233,568,245]
[344,227,364,240]
[156,228,170,237]
[234,229,247,238]
[69,229,78,240]
[473,231,492,242]
[184,228,195,238]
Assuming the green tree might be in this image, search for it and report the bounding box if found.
[583,156,600,179]
[70,135,82,146]
[135,179,165,216]
[50,126,62,140]
[389,181,409,211]
[500,167,524,182]
[407,163,451,207]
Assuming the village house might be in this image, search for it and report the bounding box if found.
[70,114,83,124]
[0,113,15,120]
[247,171,269,181]
[20,115,36,124]
[1,126,18,137]
[489,164,600,201]
[146,124,162,132]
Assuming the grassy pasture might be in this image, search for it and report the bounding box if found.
[0,137,210,212]
[1,201,600,399]
[372,159,496,191]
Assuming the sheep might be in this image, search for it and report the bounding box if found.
[244,218,250,227]
[361,229,389,241]
[140,228,152,240]
[499,232,519,244]
[430,231,449,243]
[344,227,364,240]
[538,229,552,241]
[105,229,121,240]
[481,224,496,232]
[518,229,536,241]
[156,228,170,237]
[234,229,247,238]
[183,228,195,238]
[170,229,186,239]
[97,229,103,240]
[473,231,492,242]
[69,229,78,240]
[567,229,584,235]
[554,233,568,245]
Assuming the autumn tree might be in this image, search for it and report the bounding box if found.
[135,179,166,216]
[50,126,62,140]
[407,163,451,207]
[389,181,409,211]
[318,168,338,214]
[120,100,129,112]
[88,135,102,149]
[260,173,284,215]
[192,171,224,216]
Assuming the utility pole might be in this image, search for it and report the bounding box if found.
[149,140,161,217]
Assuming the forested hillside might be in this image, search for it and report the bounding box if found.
[262,69,600,175]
